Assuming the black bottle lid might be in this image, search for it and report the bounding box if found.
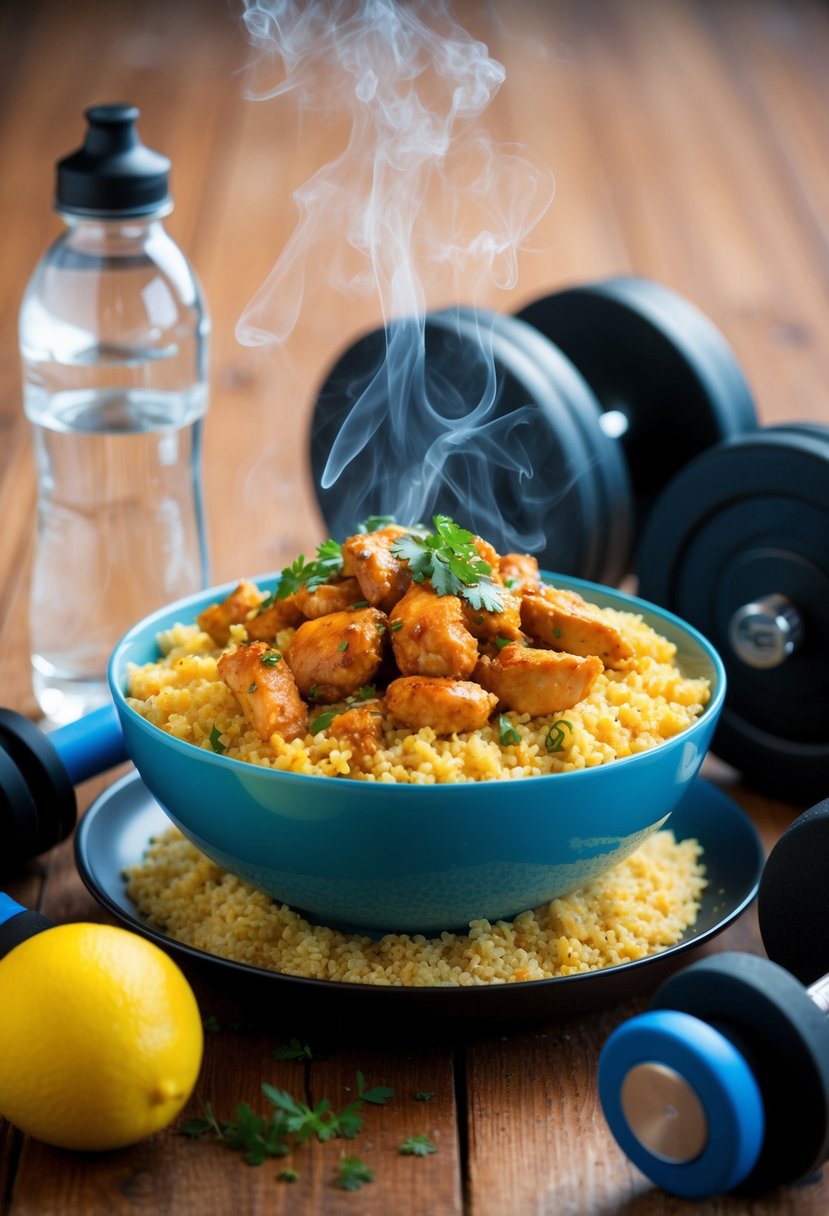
[55,104,171,218]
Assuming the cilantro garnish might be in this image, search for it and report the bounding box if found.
[499,714,521,746]
[275,538,344,600]
[391,515,504,612]
[545,719,574,753]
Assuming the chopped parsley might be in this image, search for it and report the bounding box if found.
[495,636,514,650]
[391,515,505,613]
[209,725,227,754]
[337,640,349,652]
[247,682,257,693]
[337,1156,374,1190]
[260,650,282,666]
[499,714,521,747]
[310,710,337,735]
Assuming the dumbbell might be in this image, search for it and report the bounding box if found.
[598,798,829,1198]
[0,705,127,872]
[310,277,829,798]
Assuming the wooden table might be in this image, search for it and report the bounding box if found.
[1,0,827,1211]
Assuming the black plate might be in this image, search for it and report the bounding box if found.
[75,772,764,1029]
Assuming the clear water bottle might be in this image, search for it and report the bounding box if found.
[20,104,210,725]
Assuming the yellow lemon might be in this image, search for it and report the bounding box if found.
[0,922,203,1151]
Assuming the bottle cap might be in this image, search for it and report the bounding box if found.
[55,104,171,218]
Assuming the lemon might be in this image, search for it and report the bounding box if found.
[0,923,203,1151]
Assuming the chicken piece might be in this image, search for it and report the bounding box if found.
[245,594,304,642]
[520,585,633,669]
[328,704,386,763]
[499,552,541,591]
[217,641,308,742]
[390,582,479,679]
[197,580,263,646]
[386,676,498,735]
[294,577,364,619]
[474,645,602,716]
[472,534,501,573]
[462,587,524,645]
[341,525,412,613]
[287,607,387,703]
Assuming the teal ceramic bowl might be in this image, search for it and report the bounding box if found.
[108,573,725,934]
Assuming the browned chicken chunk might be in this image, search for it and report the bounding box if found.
[386,676,498,734]
[341,525,412,613]
[520,586,633,669]
[197,580,263,645]
[328,704,385,762]
[245,595,304,642]
[472,534,501,573]
[462,587,524,644]
[294,577,364,619]
[390,582,479,679]
[217,641,308,742]
[287,607,387,703]
[499,552,541,591]
[474,645,602,716]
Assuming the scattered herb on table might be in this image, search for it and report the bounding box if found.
[273,1038,313,1062]
[181,1072,394,1164]
[399,1135,438,1156]
[277,1168,300,1183]
[414,1091,435,1102]
[202,1014,222,1034]
[337,1155,375,1190]
[391,515,505,612]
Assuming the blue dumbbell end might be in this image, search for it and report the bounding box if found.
[598,1009,764,1198]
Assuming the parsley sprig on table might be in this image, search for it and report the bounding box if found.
[180,1071,394,1165]
[391,515,505,612]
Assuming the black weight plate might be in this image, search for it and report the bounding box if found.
[758,799,829,984]
[516,277,758,529]
[636,428,829,801]
[310,310,609,578]
[470,309,633,585]
[653,953,829,1193]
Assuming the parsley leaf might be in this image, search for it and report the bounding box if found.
[310,710,338,735]
[277,1168,300,1183]
[337,1156,374,1190]
[275,539,344,599]
[273,1037,313,1062]
[391,515,505,612]
[399,1135,438,1156]
[357,514,397,533]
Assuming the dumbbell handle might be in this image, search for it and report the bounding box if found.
[1,703,129,868]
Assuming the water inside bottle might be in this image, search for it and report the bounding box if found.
[27,385,208,724]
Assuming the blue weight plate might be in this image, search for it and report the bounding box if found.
[75,771,763,1032]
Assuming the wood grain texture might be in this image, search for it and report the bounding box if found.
[0,0,827,1212]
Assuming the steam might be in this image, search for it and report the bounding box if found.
[238,0,556,547]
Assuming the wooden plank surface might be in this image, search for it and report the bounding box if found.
[1,1,827,1213]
